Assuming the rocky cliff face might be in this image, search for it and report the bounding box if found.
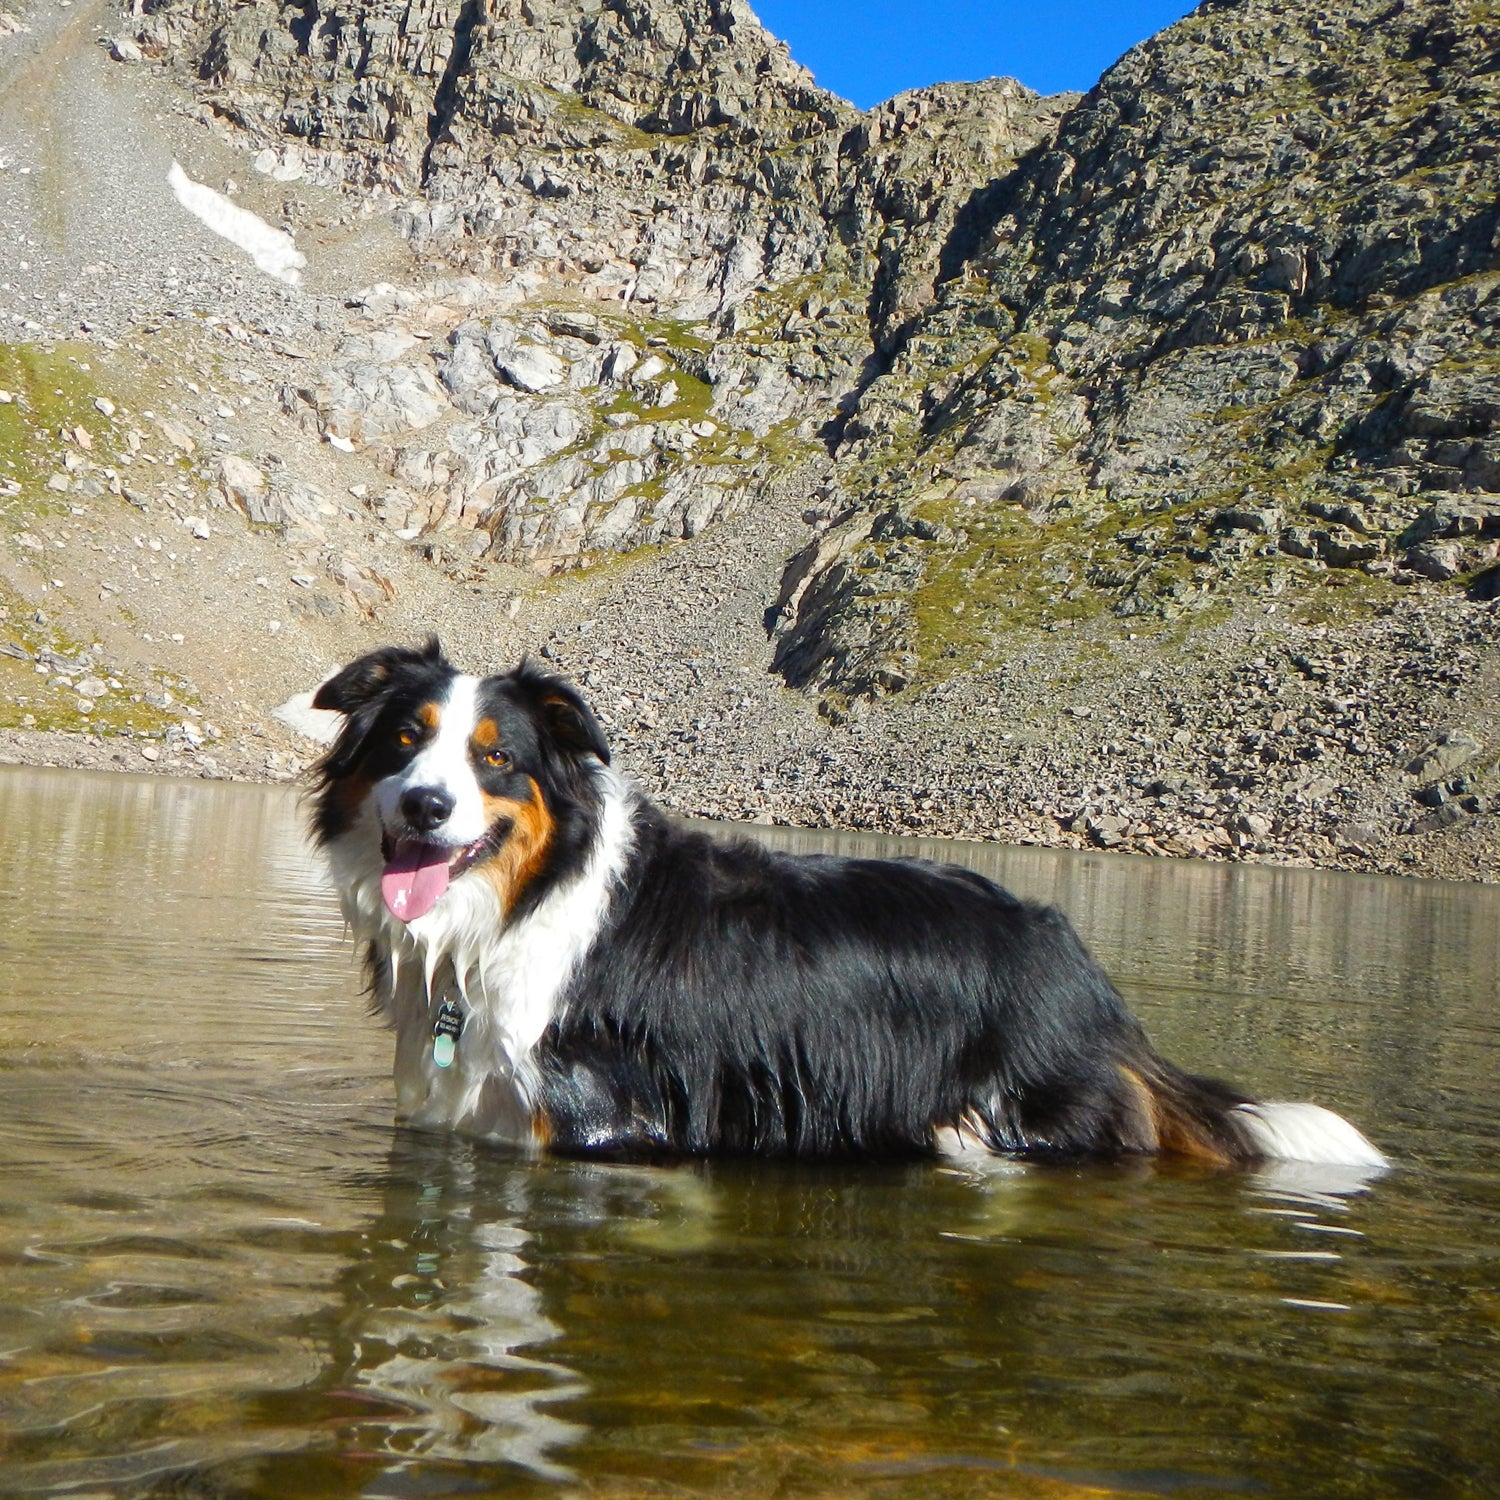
[47,0,1494,873]
[133,0,1066,571]
[776,0,1500,698]
[170,0,853,313]
[137,0,1498,677]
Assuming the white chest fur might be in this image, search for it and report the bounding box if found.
[326,765,636,1144]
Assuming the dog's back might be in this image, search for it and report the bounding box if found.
[534,811,1283,1163]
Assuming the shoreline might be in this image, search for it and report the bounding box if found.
[5,720,1495,886]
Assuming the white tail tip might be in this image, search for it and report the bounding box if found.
[1233,1101,1390,1170]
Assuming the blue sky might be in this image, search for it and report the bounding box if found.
[750,0,1201,107]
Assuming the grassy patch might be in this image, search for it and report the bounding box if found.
[603,369,715,426]
[621,315,714,357]
[729,272,864,347]
[531,530,671,581]
[900,473,1388,681]
[0,580,178,738]
[0,337,197,546]
[907,504,1124,673]
[546,91,659,152]
[1285,567,1404,626]
[0,342,131,517]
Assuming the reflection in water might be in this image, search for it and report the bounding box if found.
[1247,1155,1387,1208]
[0,767,1498,1498]
[341,1138,586,1487]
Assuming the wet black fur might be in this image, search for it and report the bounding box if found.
[535,808,1254,1161]
[313,642,1261,1163]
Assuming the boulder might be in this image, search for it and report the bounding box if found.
[220,455,272,521]
[316,362,448,445]
[495,343,569,394]
[1406,731,1482,783]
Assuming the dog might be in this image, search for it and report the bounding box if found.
[309,639,1388,1170]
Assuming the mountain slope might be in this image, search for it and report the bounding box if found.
[0,0,1496,879]
[780,0,1500,695]
[130,0,1066,570]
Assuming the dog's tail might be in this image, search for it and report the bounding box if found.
[1127,1061,1389,1170]
[1228,1098,1390,1169]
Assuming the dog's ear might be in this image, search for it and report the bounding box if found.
[542,680,611,765]
[313,639,450,782]
[512,658,611,765]
[314,638,447,714]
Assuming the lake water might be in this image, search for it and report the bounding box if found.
[1,766,1497,1499]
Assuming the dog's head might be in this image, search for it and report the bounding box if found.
[310,639,610,924]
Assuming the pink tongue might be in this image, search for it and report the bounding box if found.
[381,841,452,922]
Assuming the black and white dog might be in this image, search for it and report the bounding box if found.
[310,639,1387,1169]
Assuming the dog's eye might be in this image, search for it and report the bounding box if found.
[396,725,419,748]
[482,746,512,769]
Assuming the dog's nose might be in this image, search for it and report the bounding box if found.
[401,786,455,834]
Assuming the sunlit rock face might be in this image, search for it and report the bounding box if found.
[771,0,1500,699]
[140,0,1065,573]
[139,0,1498,698]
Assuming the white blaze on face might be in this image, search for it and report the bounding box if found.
[373,674,493,925]
[374,673,489,848]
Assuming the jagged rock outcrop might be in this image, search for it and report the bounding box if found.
[825,79,1076,353]
[141,0,850,313]
[134,0,1065,572]
[776,0,1500,695]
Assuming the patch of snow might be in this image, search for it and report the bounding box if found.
[167,162,306,286]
